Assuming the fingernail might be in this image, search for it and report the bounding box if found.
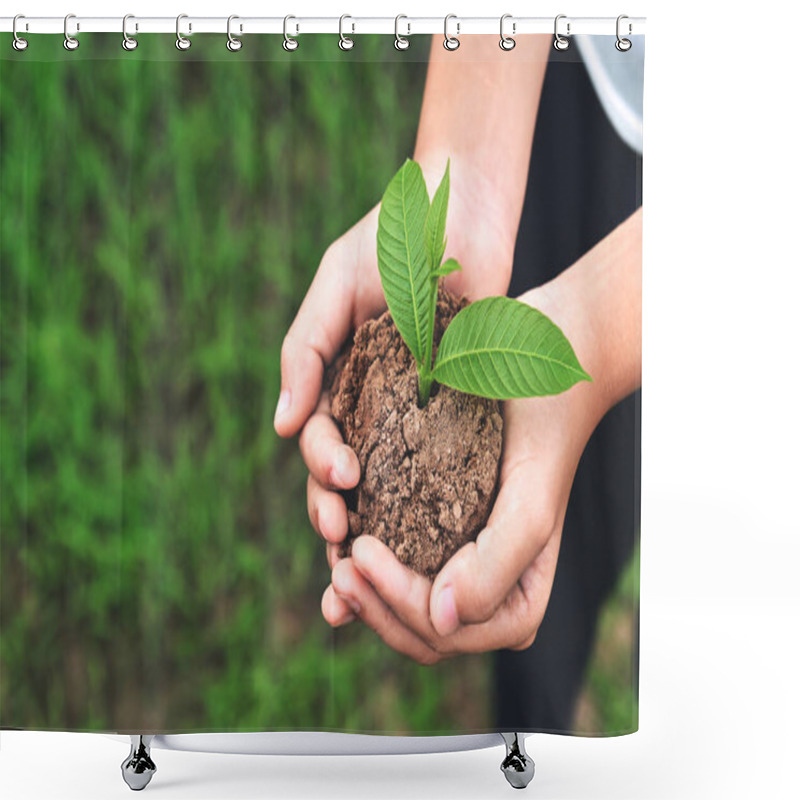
[351,535,367,561]
[274,390,291,424]
[338,612,356,626]
[333,447,358,487]
[432,585,459,636]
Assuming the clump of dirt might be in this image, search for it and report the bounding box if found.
[329,290,503,580]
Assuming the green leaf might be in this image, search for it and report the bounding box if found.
[431,258,461,278]
[432,296,591,399]
[425,160,450,270]
[377,160,433,366]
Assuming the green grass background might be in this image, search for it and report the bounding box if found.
[0,33,637,734]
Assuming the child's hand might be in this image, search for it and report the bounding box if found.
[320,382,593,660]
[320,209,643,658]
[272,205,385,442]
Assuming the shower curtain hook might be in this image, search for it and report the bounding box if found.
[227,15,243,51]
[12,14,28,51]
[122,15,138,51]
[553,14,570,51]
[339,15,355,50]
[394,15,410,50]
[615,14,632,51]
[64,13,79,50]
[443,14,460,51]
[283,15,299,51]
[176,14,192,50]
[499,14,516,51]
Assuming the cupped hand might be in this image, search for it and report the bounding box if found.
[275,160,518,611]
[320,378,598,661]
[318,209,642,658]
[318,202,642,656]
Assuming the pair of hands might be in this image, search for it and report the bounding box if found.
[273,175,599,663]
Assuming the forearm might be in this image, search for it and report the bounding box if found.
[520,208,643,437]
[414,36,550,287]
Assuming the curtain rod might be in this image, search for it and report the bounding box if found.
[1,16,645,36]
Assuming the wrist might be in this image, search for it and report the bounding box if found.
[520,210,642,424]
[413,152,517,298]
[518,281,615,450]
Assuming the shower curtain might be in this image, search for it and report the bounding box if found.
[0,29,643,738]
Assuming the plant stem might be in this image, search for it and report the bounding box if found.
[418,364,434,408]
[418,275,440,408]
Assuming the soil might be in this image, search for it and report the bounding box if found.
[329,290,503,580]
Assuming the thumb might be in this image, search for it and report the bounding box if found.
[274,333,325,438]
[429,464,559,636]
[274,254,354,438]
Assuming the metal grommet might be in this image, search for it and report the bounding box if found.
[339,14,354,51]
[394,15,410,50]
[499,14,515,51]
[615,14,632,51]
[226,15,242,51]
[12,14,28,51]
[283,15,299,51]
[176,13,192,50]
[63,13,79,50]
[122,14,138,51]
[553,14,570,51]
[443,14,460,51]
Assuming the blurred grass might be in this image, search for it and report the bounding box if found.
[574,547,639,734]
[1,32,635,734]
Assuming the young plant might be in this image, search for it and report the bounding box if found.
[376,159,591,407]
